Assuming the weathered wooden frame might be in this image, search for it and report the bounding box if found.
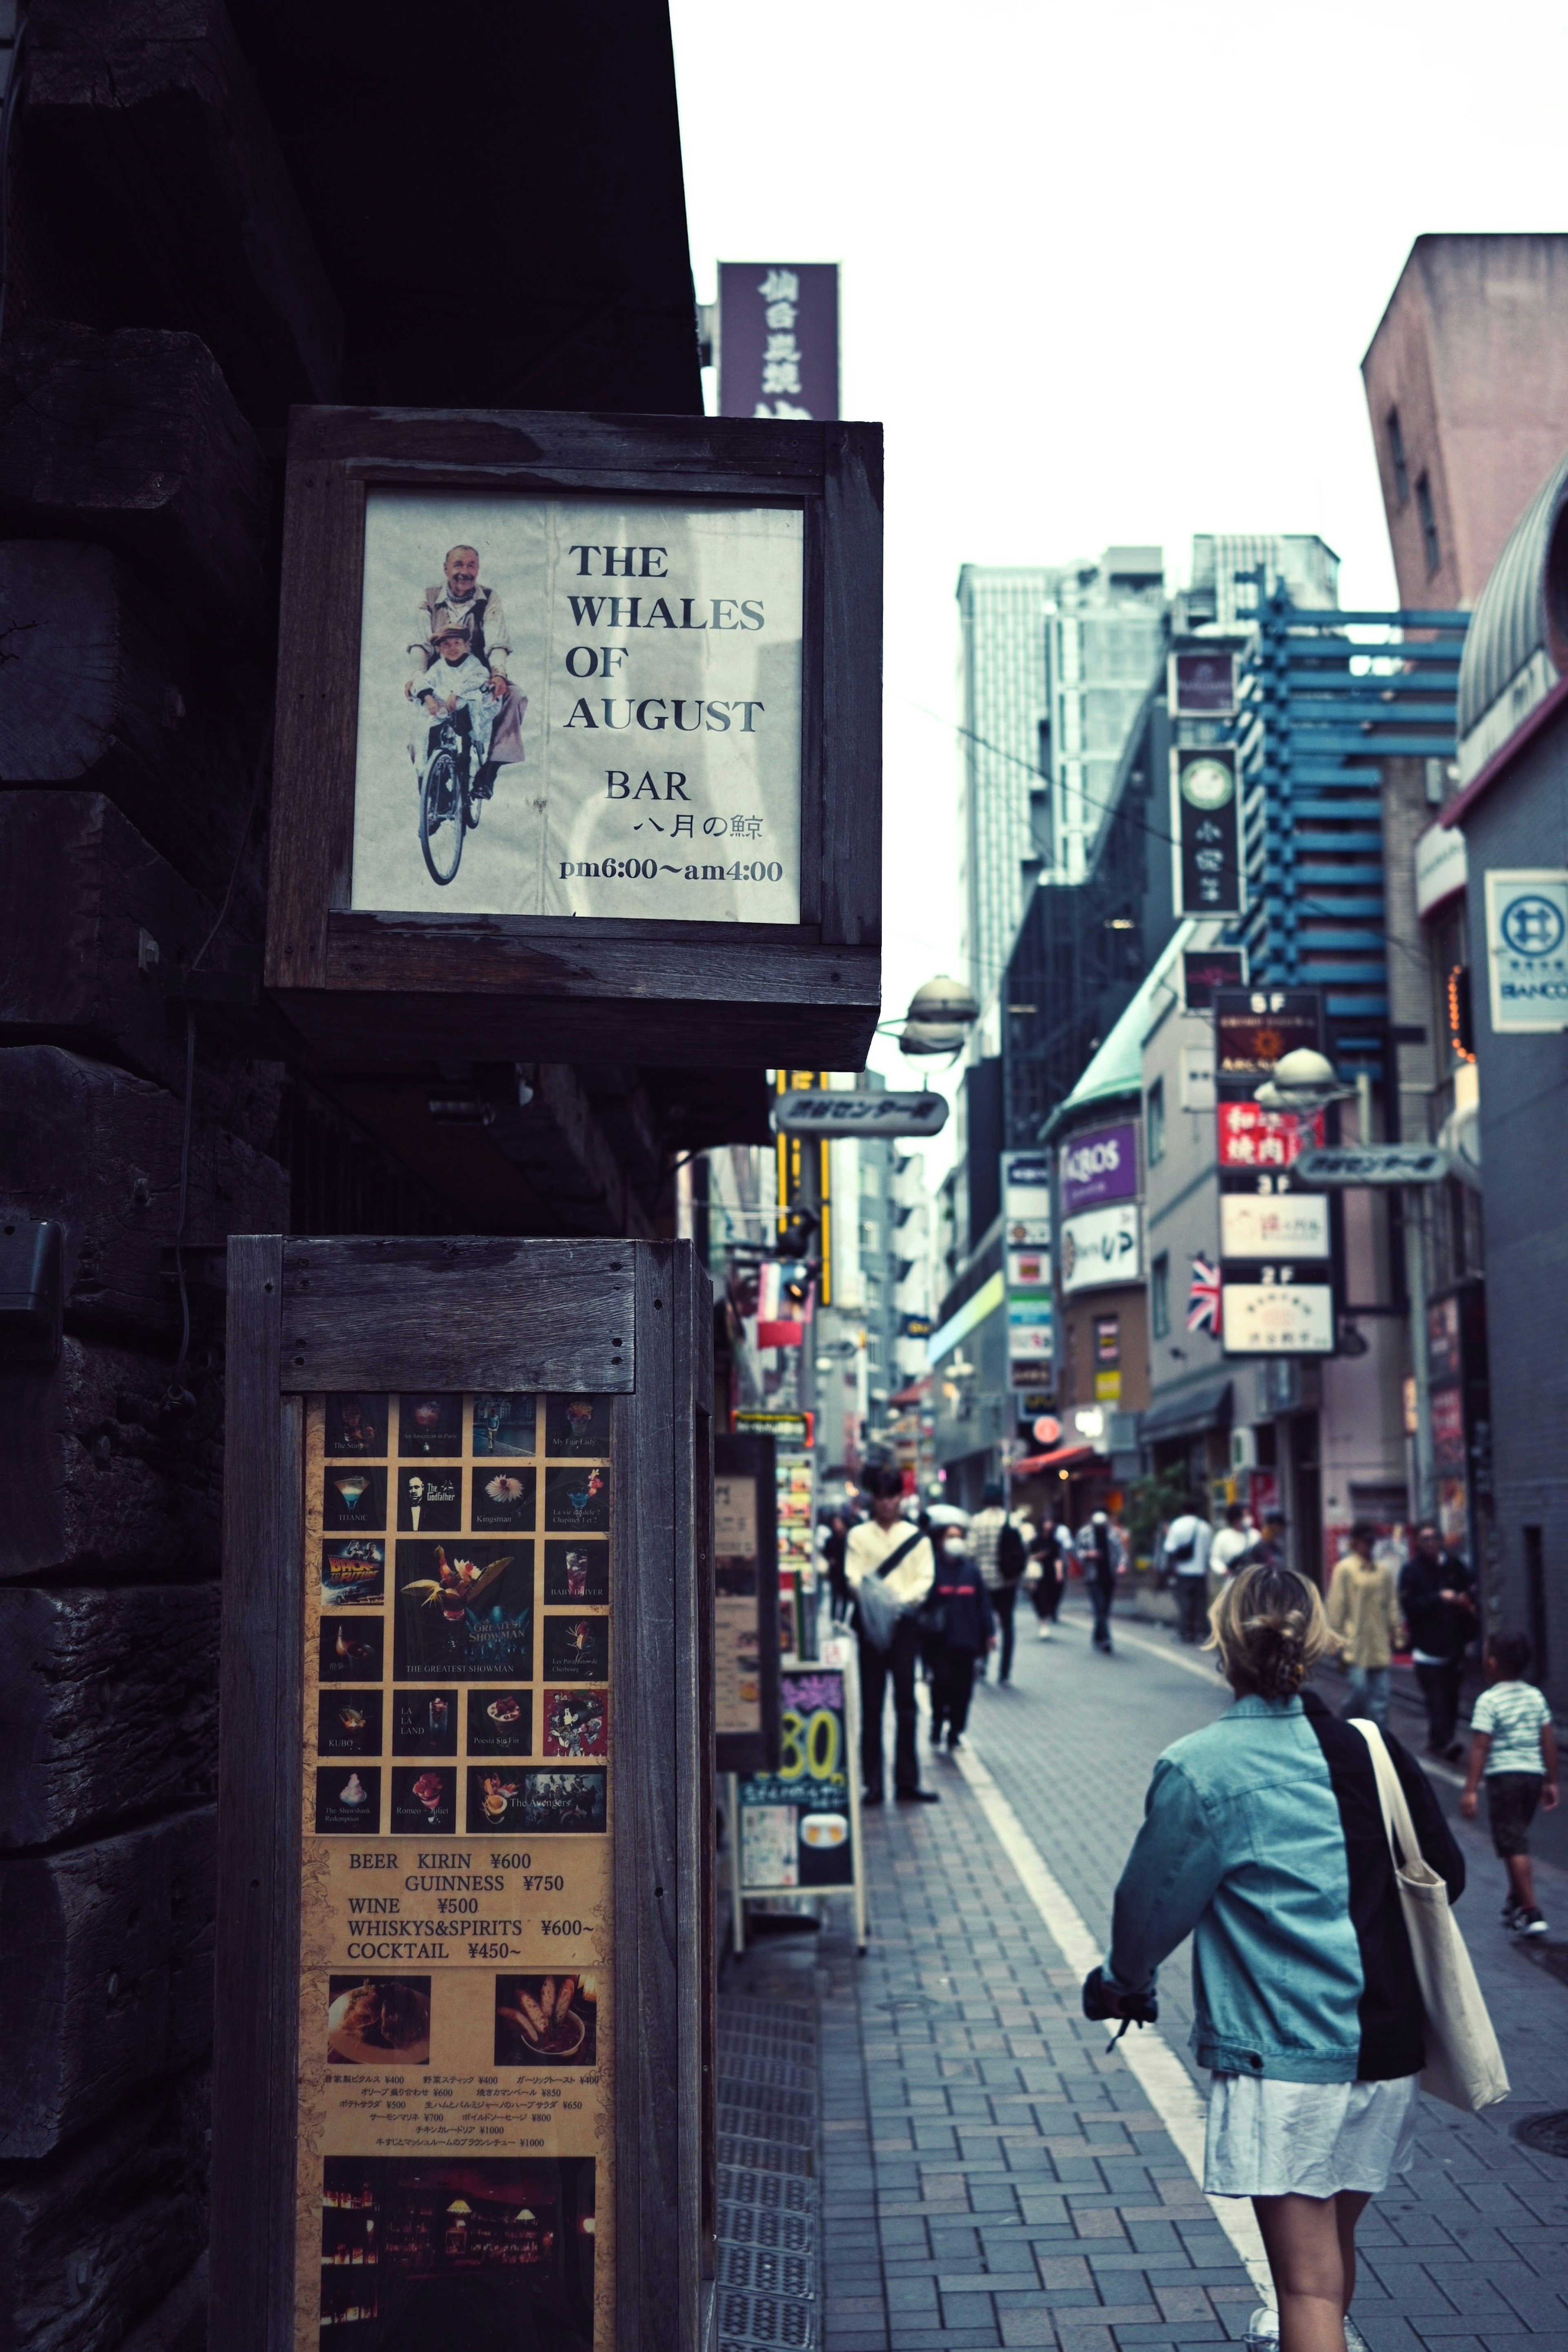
[211,1235,714,2352]
[711,1430,782,1779]
[265,410,882,1069]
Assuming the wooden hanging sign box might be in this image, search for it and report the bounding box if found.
[265,409,882,1068]
[210,1236,715,2352]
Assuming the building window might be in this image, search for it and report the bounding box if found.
[1416,472,1441,575]
[1152,1253,1169,1340]
[1146,1078,1165,1165]
[1387,408,1410,504]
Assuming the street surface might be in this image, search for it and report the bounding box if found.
[728,1598,1568,2352]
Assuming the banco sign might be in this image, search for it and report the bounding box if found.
[1485,870,1568,1033]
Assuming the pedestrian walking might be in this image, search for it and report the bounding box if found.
[1327,1522,1403,1730]
[1161,1495,1214,1643]
[925,1526,994,1751]
[1459,1631,1559,1937]
[844,1465,939,1806]
[822,1509,851,1623]
[1241,1509,1288,1572]
[1027,1516,1065,1639]
[968,1482,1027,1682]
[1088,1561,1464,2352]
[1087,1509,1117,1652]
[1209,1500,1254,1597]
[1398,1521,1476,1761]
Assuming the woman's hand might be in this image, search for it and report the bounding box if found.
[1459,1787,1478,1819]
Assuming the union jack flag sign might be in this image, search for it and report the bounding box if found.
[1187,1254,1222,1335]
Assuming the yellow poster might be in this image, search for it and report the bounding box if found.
[296,1391,613,2350]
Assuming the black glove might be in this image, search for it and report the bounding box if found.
[1082,1964,1158,2042]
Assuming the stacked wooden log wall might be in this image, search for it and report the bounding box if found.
[0,15,339,2348]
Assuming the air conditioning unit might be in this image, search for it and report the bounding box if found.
[1229,1426,1258,1475]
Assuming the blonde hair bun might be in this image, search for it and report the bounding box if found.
[1207,1561,1330,1700]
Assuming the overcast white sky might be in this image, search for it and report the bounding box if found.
[670,0,1568,1171]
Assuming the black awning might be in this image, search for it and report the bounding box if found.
[1140,1377,1233,1445]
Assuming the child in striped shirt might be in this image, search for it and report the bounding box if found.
[1460,1632,1559,1936]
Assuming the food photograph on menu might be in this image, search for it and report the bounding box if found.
[494,1973,599,2067]
[395,1393,463,1457]
[466,1687,533,1758]
[326,1976,432,2068]
[543,1464,609,1534]
[393,1541,535,1681]
[324,1393,388,1457]
[544,1393,611,1457]
[467,1766,607,1836]
[390,1688,457,1757]
[316,1690,383,1759]
[322,1466,387,1536]
[318,1614,384,1682]
[314,1765,381,1835]
[543,1543,608,1604]
[543,1615,608,1683]
[470,1464,537,1532]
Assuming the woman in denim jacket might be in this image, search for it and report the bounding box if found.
[1094,1563,1463,2352]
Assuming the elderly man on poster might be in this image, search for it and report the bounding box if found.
[404,541,527,798]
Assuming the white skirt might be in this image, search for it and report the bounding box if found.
[1204,2072,1421,2199]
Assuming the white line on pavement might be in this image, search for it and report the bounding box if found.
[950,1738,1274,2297]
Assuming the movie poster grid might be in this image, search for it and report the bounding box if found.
[315,1393,611,1838]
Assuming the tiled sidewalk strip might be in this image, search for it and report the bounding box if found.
[821,1767,1257,2352]
[717,1989,822,2350]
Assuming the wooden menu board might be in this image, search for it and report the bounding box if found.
[211,1240,712,2352]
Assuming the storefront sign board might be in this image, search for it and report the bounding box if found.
[266,410,882,1069]
[212,1238,712,2352]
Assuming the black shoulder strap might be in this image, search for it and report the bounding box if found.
[876,1529,926,1580]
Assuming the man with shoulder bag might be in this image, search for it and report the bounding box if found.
[846,1466,939,1805]
[1161,1495,1214,1645]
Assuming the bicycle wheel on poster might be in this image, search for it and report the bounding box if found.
[419,750,465,885]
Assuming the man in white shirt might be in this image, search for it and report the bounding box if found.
[846,1466,937,1805]
[1208,1501,1254,1600]
[1161,1496,1214,1645]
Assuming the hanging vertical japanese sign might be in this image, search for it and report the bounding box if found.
[1171,745,1243,916]
[302,1391,612,2349]
[717,263,840,420]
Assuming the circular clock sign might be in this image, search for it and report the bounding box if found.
[1180,756,1234,809]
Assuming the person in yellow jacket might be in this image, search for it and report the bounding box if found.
[1327,1522,1405,1730]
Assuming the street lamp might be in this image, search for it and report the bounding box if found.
[893,975,980,1057]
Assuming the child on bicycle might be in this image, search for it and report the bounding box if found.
[413,620,497,765]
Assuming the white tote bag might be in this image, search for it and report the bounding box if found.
[1351,1720,1509,2112]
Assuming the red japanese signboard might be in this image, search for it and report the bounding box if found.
[1216,1102,1325,1170]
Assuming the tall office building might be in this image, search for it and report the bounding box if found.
[1182,533,1339,628]
[957,550,1170,1008]
[956,565,1062,1009]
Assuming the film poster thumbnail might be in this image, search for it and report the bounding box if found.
[318,2156,595,2350]
[543,1464,608,1534]
[390,1764,457,1836]
[472,1393,537,1455]
[320,1538,385,1608]
[325,1393,388,1458]
[544,1541,608,1604]
[394,1542,534,1681]
[396,1466,461,1533]
[467,1766,606,1836]
[395,1393,463,1458]
[466,1688,533,1757]
[315,1766,381,1835]
[470,1464,537,1532]
[543,1615,608,1683]
[495,1972,599,2067]
[327,1975,432,2067]
[318,1689,383,1759]
[543,1687,608,1759]
[319,1614,384,1682]
[392,1688,457,1756]
[544,1393,611,1458]
[322,1466,387,1534]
